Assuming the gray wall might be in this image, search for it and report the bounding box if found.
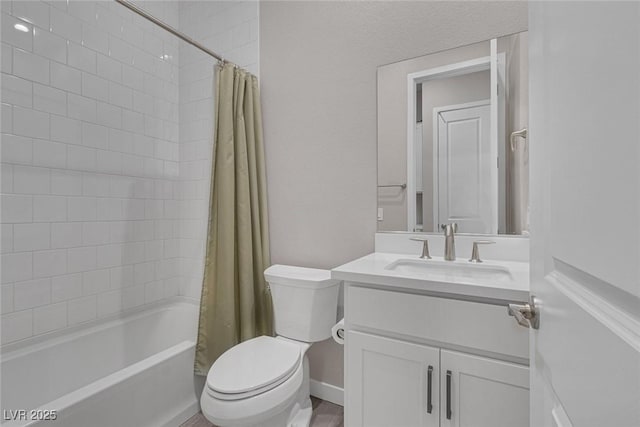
[260,1,527,389]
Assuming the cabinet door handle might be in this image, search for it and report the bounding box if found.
[446,370,452,420]
[427,365,433,414]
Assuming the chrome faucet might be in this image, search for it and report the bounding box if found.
[441,223,457,261]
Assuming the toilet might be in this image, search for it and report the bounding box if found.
[200,265,341,427]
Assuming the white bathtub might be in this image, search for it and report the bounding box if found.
[1,300,201,427]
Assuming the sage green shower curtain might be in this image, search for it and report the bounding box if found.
[194,63,272,376]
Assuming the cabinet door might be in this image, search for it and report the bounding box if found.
[440,349,529,427]
[346,331,439,427]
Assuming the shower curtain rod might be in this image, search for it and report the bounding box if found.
[114,0,226,63]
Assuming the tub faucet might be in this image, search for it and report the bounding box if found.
[441,223,457,261]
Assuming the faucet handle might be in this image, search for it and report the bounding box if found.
[469,240,495,263]
[410,237,432,259]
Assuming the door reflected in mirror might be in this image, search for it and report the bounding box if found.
[377,32,528,236]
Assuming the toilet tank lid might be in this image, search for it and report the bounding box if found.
[264,265,340,288]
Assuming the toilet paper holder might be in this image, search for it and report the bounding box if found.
[331,318,345,345]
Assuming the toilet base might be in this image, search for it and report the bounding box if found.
[251,396,312,427]
[284,398,312,427]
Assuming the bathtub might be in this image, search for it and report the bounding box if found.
[1,300,202,427]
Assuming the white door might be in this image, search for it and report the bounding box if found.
[346,331,440,427]
[440,350,529,427]
[529,2,640,427]
[434,101,496,234]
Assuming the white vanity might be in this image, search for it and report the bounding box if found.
[359,30,533,426]
[333,234,531,427]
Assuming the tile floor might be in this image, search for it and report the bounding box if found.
[180,397,344,427]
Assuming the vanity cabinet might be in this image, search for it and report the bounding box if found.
[344,284,530,427]
[440,349,529,427]
[348,331,440,427]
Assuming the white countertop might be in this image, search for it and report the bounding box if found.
[332,252,530,302]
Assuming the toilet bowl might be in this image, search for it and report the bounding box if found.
[200,265,341,427]
[201,336,311,427]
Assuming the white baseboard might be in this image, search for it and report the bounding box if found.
[310,379,344,407]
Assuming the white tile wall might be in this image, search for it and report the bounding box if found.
[1,0,259,345]
[1,0,182,345]
[33,302,67,334]
[177,1,259,299]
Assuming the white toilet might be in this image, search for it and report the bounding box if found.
[200,265,341,427]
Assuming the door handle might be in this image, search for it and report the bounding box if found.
[427,365,433,414]
[507,296,540,329]
[446,370,452,420]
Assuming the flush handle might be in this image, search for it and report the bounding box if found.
[507,296,539,329]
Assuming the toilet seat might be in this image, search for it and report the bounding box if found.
[206,336,302,401]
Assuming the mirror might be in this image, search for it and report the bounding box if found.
[377,32,529,236]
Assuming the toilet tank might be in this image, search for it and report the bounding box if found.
[264,265,340,342]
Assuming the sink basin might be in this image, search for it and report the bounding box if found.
[384,259,513,283]
[332,252,529,301]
